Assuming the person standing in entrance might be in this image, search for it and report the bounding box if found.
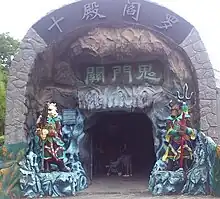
[120,144,132,177]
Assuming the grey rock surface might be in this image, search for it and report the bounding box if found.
[180,28,218,142]
[4,28,47,144]
[4,27,218,146]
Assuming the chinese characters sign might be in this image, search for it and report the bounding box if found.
[82,2,106,20]
[81,1,141,21]
[123,0,141,21]
[85,66,105,84]
[33,0,192,45]
[80,61,163,86]
[62,109,77,125]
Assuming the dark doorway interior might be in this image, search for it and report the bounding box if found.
[88,111,156,179]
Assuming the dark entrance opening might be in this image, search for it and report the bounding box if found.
[88,111,156,180]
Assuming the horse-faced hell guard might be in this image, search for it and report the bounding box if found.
[36,102,69,172]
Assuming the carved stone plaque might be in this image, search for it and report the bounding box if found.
[32,0,193,45]
[78,60,164,86]
[62,109,77,125]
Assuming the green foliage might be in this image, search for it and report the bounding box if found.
[0,66,7,136]
[0,135,4,146]
[211,147,220,196]
[0,33,19,136]
[0,33,19,68]
[0,142,27,198]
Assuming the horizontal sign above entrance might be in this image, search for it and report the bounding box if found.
[79,60,164,85]
[32,0,193,45]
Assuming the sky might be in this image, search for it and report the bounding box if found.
[0,0,219,71]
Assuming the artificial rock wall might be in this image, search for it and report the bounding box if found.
[4,27,219,144]
[180,28,218,141]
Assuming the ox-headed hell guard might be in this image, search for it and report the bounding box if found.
[162,84,197,171]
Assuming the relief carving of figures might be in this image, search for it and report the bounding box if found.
[110,86,132,108]
[133,86,162,109]
[84,88,103,110]
[78,85,165,110]
[134,86,154,108]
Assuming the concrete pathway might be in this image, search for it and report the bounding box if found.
[80,175,147,194]
[42,175,216,199]
[43,193,216,199]
[75,193,215,199]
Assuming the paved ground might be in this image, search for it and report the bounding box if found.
[81,174,147,194]
[43,193,216,199]
[75,193,215,199]
[41,175,216,199]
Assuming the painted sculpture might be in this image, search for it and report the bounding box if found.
[162,86,196,171]
[19,102,88,198]
[149,84,220,197]
[0,85,220,198]
[36,103,69,172]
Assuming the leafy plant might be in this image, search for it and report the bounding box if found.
[0,33,19,68]
[211,146,220,196]
[0,135,4,146]
[0,143,27,198]
[0,67,7,136]
[0,33,19,136]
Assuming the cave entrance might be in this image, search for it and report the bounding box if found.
[85,110,156,192]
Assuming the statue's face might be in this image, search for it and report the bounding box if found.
[118,91,123,97]
[142,91,147,98]
[40,129,49,140]
[171,104,180,117]
[171,109,178,117]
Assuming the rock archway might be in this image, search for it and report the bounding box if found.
[2,0,220,198]
[22,26,196,154]
[5,0,218,145]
